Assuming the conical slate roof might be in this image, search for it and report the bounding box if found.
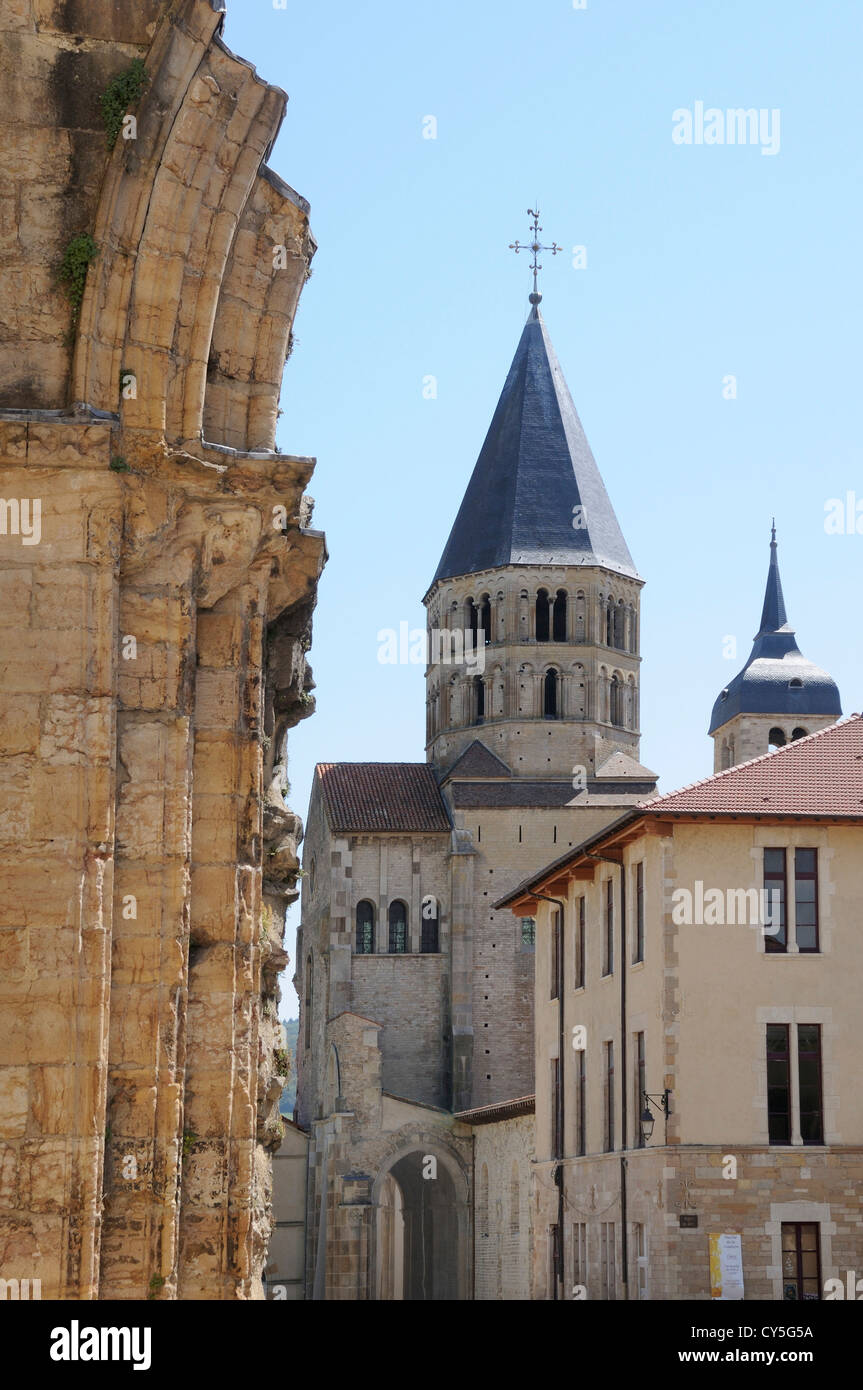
[429,304,638,589]
[709,530,842,735]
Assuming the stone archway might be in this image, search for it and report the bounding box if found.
[373,1146,469,1300]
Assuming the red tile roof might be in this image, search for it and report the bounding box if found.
[640,715,863,818]
[317,762,452,834]
[495,716,863,911]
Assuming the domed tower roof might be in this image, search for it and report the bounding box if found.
[709,526,842,735]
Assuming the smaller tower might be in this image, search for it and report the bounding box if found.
[710,526,842,771]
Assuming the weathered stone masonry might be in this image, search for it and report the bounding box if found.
[0,0,324,1299]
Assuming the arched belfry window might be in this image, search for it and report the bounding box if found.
[536,589,550,642]
[388,900,407,953]
[553,590,567,642]
[467,598,478,640]
[614,601,625,649]
[769,728,786,749]
[605,599,614,646]
[356,900,375,954]
[791,727,809,741]
[544,669,558,719]
[479,594,492,645]
[610,674,623,727]
[473,675,485,725]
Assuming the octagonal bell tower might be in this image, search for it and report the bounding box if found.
[424,298,646,782]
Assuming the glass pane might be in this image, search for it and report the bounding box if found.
[781,1228,797,1251]
[801,1253,819,1277]
[796,849,817,873]
[767,1025,789,1054]
[764,849,786,873]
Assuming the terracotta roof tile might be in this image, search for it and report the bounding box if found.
[640,715,863,818]
[317,762,452,834]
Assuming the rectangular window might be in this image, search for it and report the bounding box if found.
[551,1058,561,1158]
[604,1040,614,1152]
[766,1023,791,1144]
[600,1222,616,1300]
[603,879,614,976]
[521,916,536,952]
[781,1222,821,1301]
[635,1031,646,1149]
[420,913,439,954]
[764,848,787,953]
[798,1024,824,1144]
[794,849,819,952]
[575,1046,586,1157]
[573,1223,587,1292]
[550,907,560,1000]
[634,862,645,963]
[574,896,585,989]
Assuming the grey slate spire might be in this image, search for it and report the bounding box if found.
[709,527,841,734]
[429,304,638,588]
[758,520,787,634]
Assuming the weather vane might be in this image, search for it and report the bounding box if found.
[509,207,561,304]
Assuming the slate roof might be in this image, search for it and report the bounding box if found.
[642,714,863,818]
[429,305,638,589]
[595,750,658,781]
[440,740,512,781]
[316,763,452,834]
[709,531,841,734]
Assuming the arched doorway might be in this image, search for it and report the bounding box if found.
[374,1147,468,1300]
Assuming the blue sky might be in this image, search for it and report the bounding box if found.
[221,1,863,1014]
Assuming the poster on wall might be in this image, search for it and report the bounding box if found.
[709,1232,745,1300]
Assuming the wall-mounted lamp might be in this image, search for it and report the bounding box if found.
[640,1089,671,1145]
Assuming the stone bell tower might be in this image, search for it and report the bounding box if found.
[424,298,645,784]
[710,527,842,771]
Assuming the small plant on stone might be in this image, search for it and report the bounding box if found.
[273,1048,290,1079]
[181,1131,197,1162]
[147,1274,165,1301]
[110,456,130,472]
[58,234,99,317]
[101,59,149,150]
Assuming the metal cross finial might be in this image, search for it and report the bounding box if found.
[509,206,561,305]
[771,518,777,545]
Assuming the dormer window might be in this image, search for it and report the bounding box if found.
[789,678,803,689]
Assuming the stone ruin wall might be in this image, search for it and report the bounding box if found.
[0,0,325,1299]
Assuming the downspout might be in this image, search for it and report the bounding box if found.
[533,891,566,1301]
[588,852,628,1300]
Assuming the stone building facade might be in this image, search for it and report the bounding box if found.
[292,295,656,1298]
[502,715,863,1300]
[0,0,324,1300]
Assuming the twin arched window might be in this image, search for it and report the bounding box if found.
[355,899,440,954]
[535,589,568,642]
